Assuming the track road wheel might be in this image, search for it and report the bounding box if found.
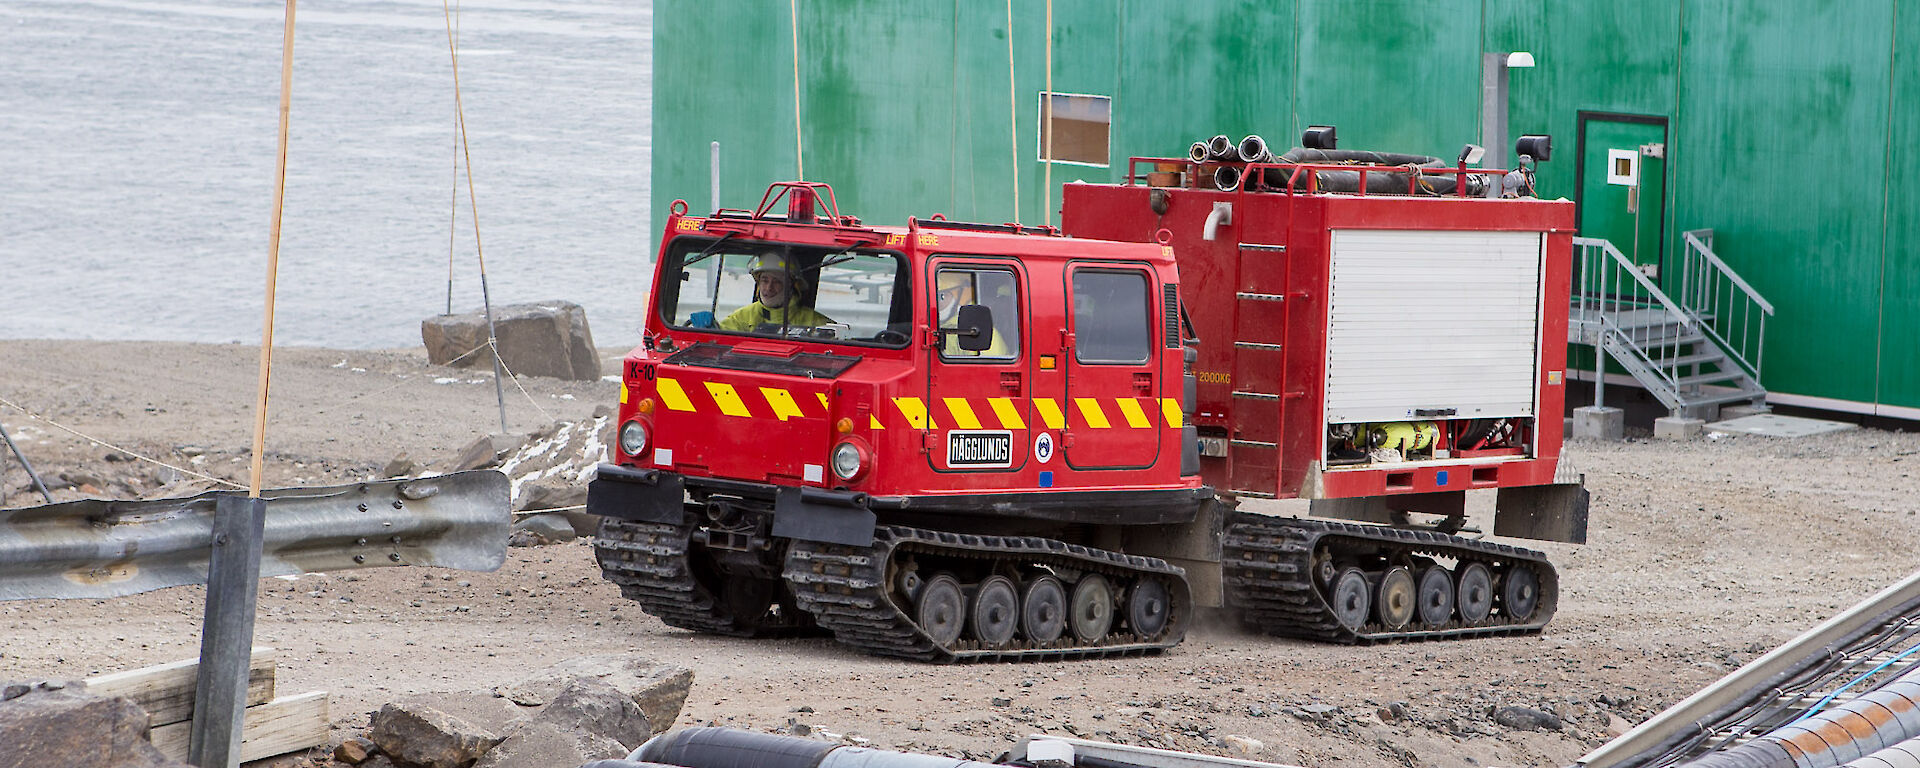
[1329,568,1371,631]
[1128,578,1172,640]
[1021,576,1067,644]
[1457,562,1493,624]
[1376,567,1416,630]
[971,576,1019,648]
[1069,574,1115,643]
[1503,564,1541,621]
[916,574,966,647]
[1416,567,1455,628]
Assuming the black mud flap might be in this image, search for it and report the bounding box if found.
[585,464,686,524]
[771,487,877,547]
[1494,482,1591,544]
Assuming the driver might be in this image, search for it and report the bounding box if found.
[720,251,834,332]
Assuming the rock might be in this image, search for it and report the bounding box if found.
[1302,703,1339,716]
[0,682,187,768]
[382,453,417,479]
[501,656,692,734]
[368,698,510,768]
[509,514,577,546]
[1492,705,1563,731]
[334,736,377,765]
[1605,712,1635,738]
[514,481,586,514]
[991,697,1013,707]
[1221,736,1264,756]
[533,678,651,750]
[360,756,400,768]
[452,435,505,472]
[423,301,601,381]
[473,721,626,768]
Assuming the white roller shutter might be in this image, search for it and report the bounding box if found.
[1324,229,1542,424]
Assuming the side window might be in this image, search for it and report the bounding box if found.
[1072,270,1151,364]
[936,267,1021,361]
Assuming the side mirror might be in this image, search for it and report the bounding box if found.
[952,304,994,352]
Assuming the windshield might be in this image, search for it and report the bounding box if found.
[659,237,912,347]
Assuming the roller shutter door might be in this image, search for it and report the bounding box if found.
[1324,229,1542,424]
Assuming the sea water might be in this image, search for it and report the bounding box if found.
[0,0,654,349]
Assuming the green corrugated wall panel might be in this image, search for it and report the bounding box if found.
[1487,0,1682,200]
[652,0,797,215]
[1674,0,1892,404]
[1113,0,1295,176]
[1878,0,1919,409]
[651,0,1920,413]
[1028,0,1120,225]
[1294,0,1480,160]
[794,0,957,220]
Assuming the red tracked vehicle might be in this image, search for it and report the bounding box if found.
[588,135,1588,662]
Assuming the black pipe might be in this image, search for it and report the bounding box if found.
[638,728,836,768]
[1206,135,1235,162]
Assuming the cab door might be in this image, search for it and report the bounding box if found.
[1064,264,1161,470]
[925,258,1031,479]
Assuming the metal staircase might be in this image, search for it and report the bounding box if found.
[1568,229,1773,418]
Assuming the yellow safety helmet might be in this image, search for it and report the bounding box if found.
[747,251,805,288]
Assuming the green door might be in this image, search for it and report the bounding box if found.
[1578,116,1668,284]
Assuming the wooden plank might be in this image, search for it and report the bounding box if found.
[83,647,277,728]
[148,691,329,764]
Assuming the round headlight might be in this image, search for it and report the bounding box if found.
[831,441,864,480]
[619,420,650,457]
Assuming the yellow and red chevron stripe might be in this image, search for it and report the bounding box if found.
[645,377,1182,429]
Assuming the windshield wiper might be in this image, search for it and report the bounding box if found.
[681,233,737,269]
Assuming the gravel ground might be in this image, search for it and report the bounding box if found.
[4,340,1919,768]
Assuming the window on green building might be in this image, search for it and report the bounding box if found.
[1038,92,1110,167]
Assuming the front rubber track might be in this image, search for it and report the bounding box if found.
[1223,514,1558,644]
[785,526,1191,663]
[594,517,815,638]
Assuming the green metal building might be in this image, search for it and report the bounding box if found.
[652,0,1920,419]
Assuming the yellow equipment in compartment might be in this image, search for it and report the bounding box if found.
[1369,421,1438,452]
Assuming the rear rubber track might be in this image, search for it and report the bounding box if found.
[786,526,1190,663]
[1223,514,1557,643]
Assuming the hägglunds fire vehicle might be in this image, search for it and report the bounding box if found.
[588,129,1589,662]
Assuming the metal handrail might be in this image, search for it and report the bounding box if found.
[1573,236,1694,323]
[1571,237,1698,408]
[1680,229,1772,382]
[1684,230,1774,314]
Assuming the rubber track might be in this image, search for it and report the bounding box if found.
[594,517,812,637]
[1222,514,1558,643]
[785,526,1191,663]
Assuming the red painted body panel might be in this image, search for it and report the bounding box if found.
[614,209,1202,504]
[1060,171,1576,502]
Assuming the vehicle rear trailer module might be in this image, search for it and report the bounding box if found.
[588,129,1589,662]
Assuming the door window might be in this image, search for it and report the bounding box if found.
[936,267,1021,361]
[1071,270,1151,364]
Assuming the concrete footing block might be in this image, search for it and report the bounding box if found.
[1573,406,1624,440]
[1721,403,1772,419]
[1654,416,1706,440]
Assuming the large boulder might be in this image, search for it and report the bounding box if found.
[367,695,519,768]
[533,678,651,750]
[423,301,601,381]
[471,721,626,768]
[497,656,691,735]
[0,681,186,768]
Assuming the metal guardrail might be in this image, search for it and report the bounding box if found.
[1572,237,1697,410]
[1680,229,1773,382]
[0,470,511,601]
[1574,568,1920,768]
